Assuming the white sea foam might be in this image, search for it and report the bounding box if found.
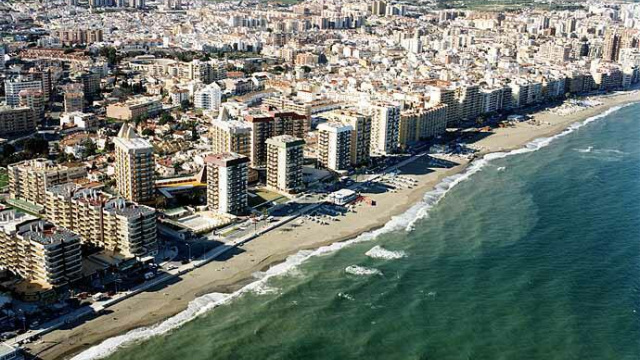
[249,282,280,296]
[345,265,383,276]
[72,102,635,360]
[496,166,506,171]
[576,146,593,153]
[365,245,407,260]
[337,292,355,301]
[577,148,627,161]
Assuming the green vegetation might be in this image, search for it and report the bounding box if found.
[99,46,119,65]
[248,189,287,207]
[81,139,98,159]
[0,169,8,192]
[0,136,50,168]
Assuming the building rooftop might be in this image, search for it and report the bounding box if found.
[204,152,249,167]
[72,188,112,206]
[104,198,155,218]
[17,220,79,245]
[0,209,38,235]
[211,119,251,133]
[114,123,153,151]
[317,122,353,133]
[266,135,305,147]
[46,182,79,199]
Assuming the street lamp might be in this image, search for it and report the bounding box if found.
[185,243,191,262]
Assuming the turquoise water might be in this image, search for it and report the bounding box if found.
[96,103,640,360]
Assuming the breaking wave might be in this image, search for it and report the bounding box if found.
[345,265,383,277]
[365,245,407,260]
[72,102,634,360]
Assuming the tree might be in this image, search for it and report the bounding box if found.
[99,46,118,65]
[271,65,285,74]
[142,128,154,136]
[2,144,15,157]
[23,137,49,156]
[56,152,75,163]
[159,112,174,125]
[81,140,98,158]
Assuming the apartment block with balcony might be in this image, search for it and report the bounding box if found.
[106,96,161,121]
[0,211,83,288]
[210,119,252,159]
[8,158,87,207]
[399,104,448,149]
[266,135,305,194]
[14,220,82,288]
[245,111,307,168]
[205,153,249,215]
[45,185,156,258]
[317,122,352,172]
[327,110,372,167]
[114,123,155,203]
[0,106,37,136]
[369,103,401,155]
[0,209,38,276]
[103,198,157,258]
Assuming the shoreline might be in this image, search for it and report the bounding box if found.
[25,91,640,360]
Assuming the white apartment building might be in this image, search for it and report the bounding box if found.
[114,123,155,203]
[194,83,222,111]
[205,153,249,215]
[4,78,43,106]
[369,103,401,155]
[317,122,353,172]
[266,135,305,194]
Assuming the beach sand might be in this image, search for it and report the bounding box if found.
[24,91,640,360]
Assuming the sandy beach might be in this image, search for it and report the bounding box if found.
[24,90,640,360]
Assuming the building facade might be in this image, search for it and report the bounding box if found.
[266,135,305,194]
[0,210,82,288]
[369,103,401,155]
[194,83,222,111]
[210,119,252,159]
[114,123,155,203]
[317,122,352,171]
[8,159,87,206]
[106,97,162,121]
[45,185,158,258]
[205,153,249,215]
[0,106,37,136]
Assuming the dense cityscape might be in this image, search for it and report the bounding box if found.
[0,0,638,358]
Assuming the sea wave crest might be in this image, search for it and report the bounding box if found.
[365,245,407,260]
[345,265,383,276]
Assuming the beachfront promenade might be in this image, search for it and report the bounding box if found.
[3,201,321,349]
[3,154,426,350]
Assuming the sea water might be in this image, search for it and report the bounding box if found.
[82,102,640,360]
